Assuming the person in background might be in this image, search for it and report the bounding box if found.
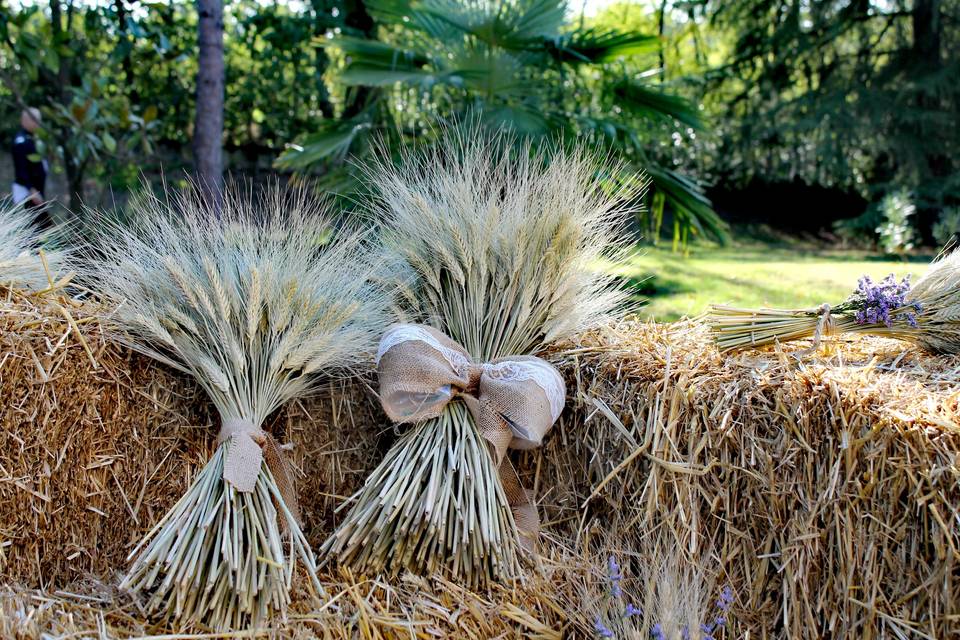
[11,107,53,229]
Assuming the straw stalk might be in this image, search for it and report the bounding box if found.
[0,200,65,291]
[710,252,960,354]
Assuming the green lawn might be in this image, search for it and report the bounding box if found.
[624,243,930,322]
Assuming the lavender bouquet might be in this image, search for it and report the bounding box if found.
[710,250,960,354]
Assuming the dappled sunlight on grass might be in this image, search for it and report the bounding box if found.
[625,244,928,322]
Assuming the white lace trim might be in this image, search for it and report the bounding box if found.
[376,324,470,374]
[483,359,565,422]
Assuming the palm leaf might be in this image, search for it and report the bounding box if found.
[546,29,660,64]
[614,79,703,129]
[645,165,729,245]
[275,119,373,169]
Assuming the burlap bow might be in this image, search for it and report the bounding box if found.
[218,419,301,523]
[375,323,566,548]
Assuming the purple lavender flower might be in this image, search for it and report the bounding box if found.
[608,556,622,580]
[651,623,665,640]
[608,556,623,597]
[718,586,734,612]
[852,274,921,327]
[625,603,642,618]
[594,616,614,638]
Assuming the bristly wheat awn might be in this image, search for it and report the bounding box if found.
[322,129,641,585]
[0,199,67,292]
[75,182,394,629]
[709,250,960,355]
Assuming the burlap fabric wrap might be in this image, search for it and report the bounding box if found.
[375,323,566,548]
[218,419,301,522]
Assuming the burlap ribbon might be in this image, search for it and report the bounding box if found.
[375,323,566,549]
[218,419,301,523]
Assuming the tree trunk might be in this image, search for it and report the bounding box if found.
[912,0,945,232]
[341,0,375,119]
[194,0,225,205]
[310,1,334,119]
[49,0,84,208]
[912,0,942,68]
[114,0,140,104]
[657,0,667,80]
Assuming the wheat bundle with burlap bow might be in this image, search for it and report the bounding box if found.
[321,131,636,585]
[376,324,565,545]
[80,183,394,630]
[217,419,300,519]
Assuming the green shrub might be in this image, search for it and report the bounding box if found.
[932,207,960,248]
[875,190,916,255]
[833,208,882,247]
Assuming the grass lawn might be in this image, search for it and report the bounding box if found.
[624,242,931,322]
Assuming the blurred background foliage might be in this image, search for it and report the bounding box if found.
[1,0,958,253]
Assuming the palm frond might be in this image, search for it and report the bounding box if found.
[413,0,566,47]
[613,79,703,129]
[275,119,373,170]
[645,166,730,246]
[546,29,660,64]
[321,36,439,87]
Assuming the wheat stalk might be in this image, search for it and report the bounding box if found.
[0,200,66,291]
[323,129,640,584]
[709,250,960,354]
[76,181,393,629]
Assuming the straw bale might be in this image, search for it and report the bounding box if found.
[0,289,209,586]
[3,293,959,638]
[525,319,960,639]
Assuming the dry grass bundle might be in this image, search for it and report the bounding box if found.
[535,321,960,638]
[711,250,960,353]
[75,182,394,629]
[324,130,639,585]
[0,200,66,291]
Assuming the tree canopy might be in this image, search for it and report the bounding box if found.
[1,0,956,245]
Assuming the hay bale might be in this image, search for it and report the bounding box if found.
[528,320,960,639]
[3,292,958,638]
[279,379,393,546]
[0,290,389,587]
[0,290,212,585]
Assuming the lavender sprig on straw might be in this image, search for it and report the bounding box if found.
[593,554,732,639]
[851,275,921,328]
[708,251,960,354]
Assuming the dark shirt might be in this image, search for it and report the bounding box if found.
[12,129,46,195]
